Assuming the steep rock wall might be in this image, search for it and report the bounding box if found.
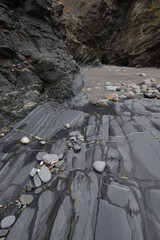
[0,0,83,127]
[62,0,160,66]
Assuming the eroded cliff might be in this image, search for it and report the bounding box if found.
[62,0,160,66]
[0,0,83,127]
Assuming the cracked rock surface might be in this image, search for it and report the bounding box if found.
[1,92,160,239]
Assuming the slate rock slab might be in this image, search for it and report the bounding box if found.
[38,166,51,183]
[0,215,16,229]
[93,161,106,173]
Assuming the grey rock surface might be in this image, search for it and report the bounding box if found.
[1,97,160,239]
[6,208,35,240]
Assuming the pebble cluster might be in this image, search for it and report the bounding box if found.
[0,122,108,238]
[94,74,160,106]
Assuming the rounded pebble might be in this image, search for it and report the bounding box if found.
[38,166,51,183]
[0,215,16,229]
[42,154,59,165]
[36,152,47,161]
[20,194,33,205]
[21,136,30,144]
[93,161,106,173]
[30,168,37,177]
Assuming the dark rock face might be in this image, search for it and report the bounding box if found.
[0,0,83,127]
[62,0,160,66]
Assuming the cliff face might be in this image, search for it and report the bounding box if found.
[0,0,83,127]
[61,0,160,66]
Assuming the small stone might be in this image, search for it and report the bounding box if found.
[21,136,30,144]
[144,92,153,98]
[40,141,46,145]
[42,154,59,165]
[77,134,84,140]
[33,174,42,188]
[119,95,127,101]
[105,82,112,86]
[65,123,71,129]
[40,161,44,166]
[142,78,157,87]
[94,99,109,107]
[30,168,37,177]
[0,229,9,237]
[86,88,91,91]
[50,168,56,174]
[34,187,42,195]
[38,166,51,183]
[68,142,73,148]
[156,93,160,99]
[0,215,16,229]
[94,86,101,90]
[93,161,106,173]
[69,131,79,137]
[156,84,160,91]
[153,89,159,94]
[59,153,64,160]
[125,91,135,99]
[55,160,65,168]
[128,84,140,90]
[105,86,118,91]
[139,73,146,77]
[73,145,81,153]
[36,152,47,161]
[20,194,33,205]
[141,84,148,90]
[26,180,35,192]
[134,88,141,94]
[106,93,119,101]
[17,202,21,208]
[70,136,77,141]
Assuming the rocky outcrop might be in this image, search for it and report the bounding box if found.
[62,0,160,66]
[0,0,83,127]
